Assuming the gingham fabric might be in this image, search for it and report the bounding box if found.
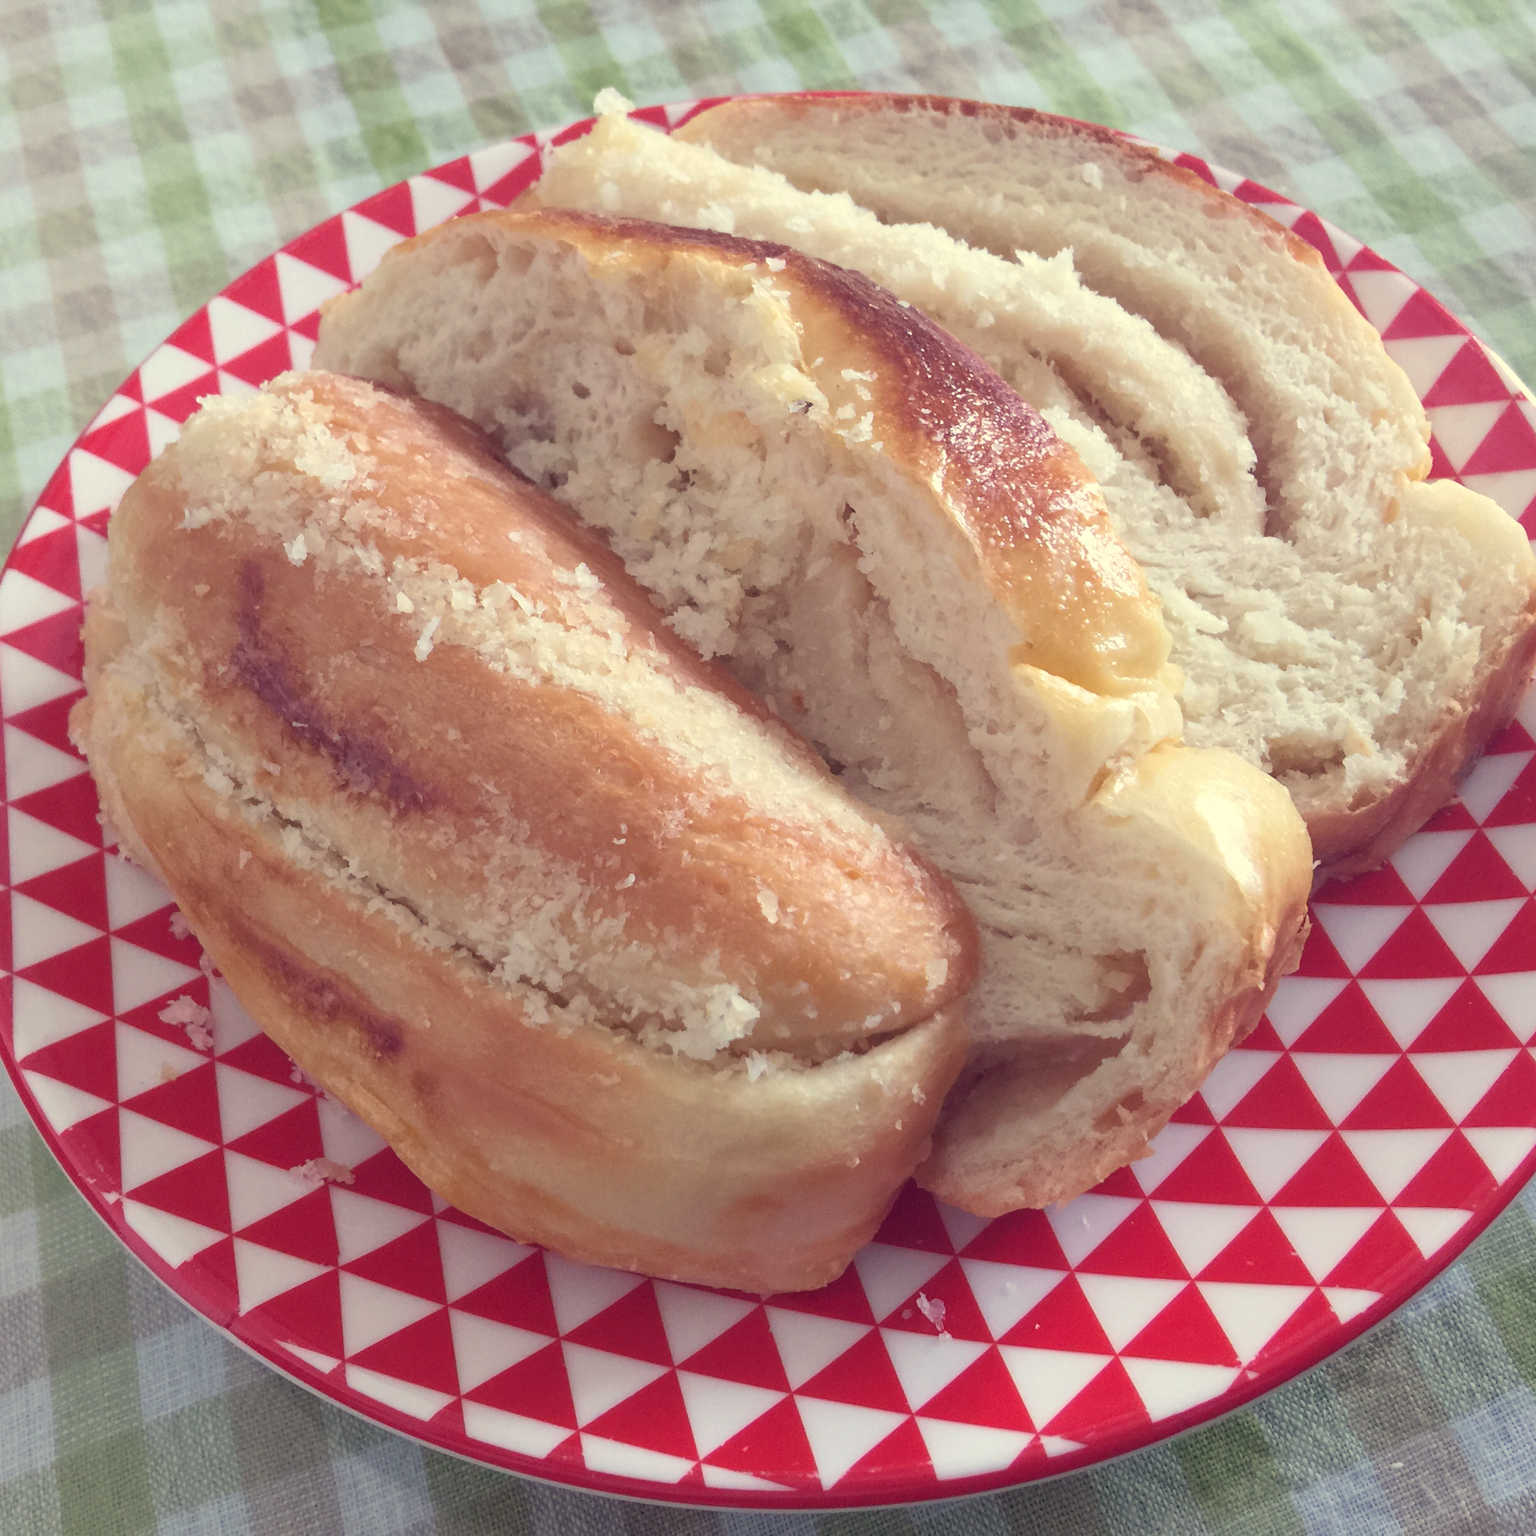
[3,1,1535,1532]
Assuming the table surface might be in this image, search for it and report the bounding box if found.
[4,1,1536,1532]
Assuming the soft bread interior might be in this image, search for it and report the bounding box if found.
[639,96,1536,874]
[315,210,1312,1211]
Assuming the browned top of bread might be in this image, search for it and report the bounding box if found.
[73,370,979,1287]
[103,371,977,1058]
[314,202,1312,1216]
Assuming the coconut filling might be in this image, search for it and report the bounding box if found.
[139,386,952,1065]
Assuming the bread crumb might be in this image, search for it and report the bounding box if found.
[915,1292,950,1336]
[169,910,192,940]
[159,995,213,1052]
[415,614,441,660]
[395,591,415,614]
[159,1062,178,1083]
[289,1157,355,1191]
[592,86,634,117]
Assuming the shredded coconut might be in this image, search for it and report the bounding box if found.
[288,1157,355,1191]
[159,994,213,1051]
[414,614,441,660]
[592,86,634,117]
[914,1292,949,1336]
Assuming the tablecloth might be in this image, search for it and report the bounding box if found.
[3,1,1536,1531]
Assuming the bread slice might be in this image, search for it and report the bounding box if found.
[634,94,1536,877]
[72,371,975,1289]
[314,208,1312,1212]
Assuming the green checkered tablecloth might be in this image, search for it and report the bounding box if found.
[4,1,1536,1532]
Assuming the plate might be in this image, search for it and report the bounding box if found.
[5,96,1536,1509]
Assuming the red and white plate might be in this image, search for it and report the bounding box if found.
[5,98,1536,1508]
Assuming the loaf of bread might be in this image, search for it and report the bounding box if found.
[70,370,977,1291]
[314,208,1312,1214]
[538,94,1536,879]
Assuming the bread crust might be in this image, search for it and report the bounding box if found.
[80,663,967,1289]
[72,371,976,1290]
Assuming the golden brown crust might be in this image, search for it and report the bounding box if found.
[109,372,975,1057]
[316,203,1317,1218]
[77,662,967,1290]
[76,371,978,1289]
